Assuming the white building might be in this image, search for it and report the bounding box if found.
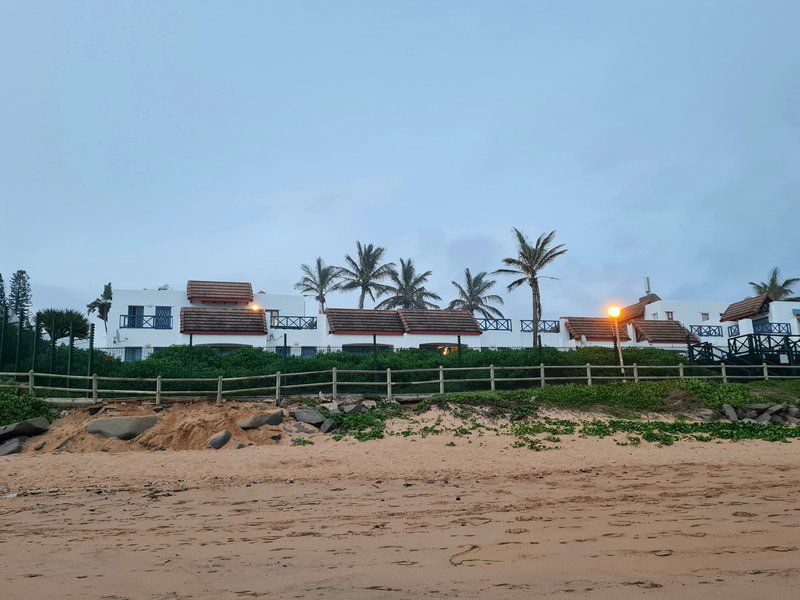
[106,280,800,361]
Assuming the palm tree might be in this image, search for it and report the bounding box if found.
[494,229,567,347]
[749,267,800,300]
[448,269,505,319]
[87,282,113,333]
[375,258,441,309]
[294,258,341,313]
[337,242,395,309]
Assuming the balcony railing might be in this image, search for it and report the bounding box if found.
[520,320,560,333]
[271,315,317,330]
[689,325,723,338]
[727,324,740,337]
[753,322,791,335]
[120,315,173,329]
[475,318,512,331]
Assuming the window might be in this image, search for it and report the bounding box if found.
[154,306,172,329]
[124,347,143,362]
[301,346,317,358]
[127,305,144,328]
[665,311,674,321]
[651,313,659,320]
[701,312,710,322]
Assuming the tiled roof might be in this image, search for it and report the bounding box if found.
[630,320,698,344]
[720,294,770,322]
[186,280,254,304]
[326,309,406,334]
[325,309,483,335]
[398,309,482,335]
[563,317,630,342]
[180,307,266,335]
[620,293,661,322]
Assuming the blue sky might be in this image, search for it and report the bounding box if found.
[1,1,798,320]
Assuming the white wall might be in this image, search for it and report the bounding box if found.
[768,301,800,335]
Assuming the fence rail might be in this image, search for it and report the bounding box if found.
[2,360,798,404]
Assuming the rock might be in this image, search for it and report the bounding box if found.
[744,403,773,411]
[294,423,315,434]
[270,433,282,442]
[786,406,799,418]
[86,416,161,440]
[785,415,800,424]
[744,410,758,419]
[0,436,26,456]
[721,404,738,422]
[319,419,337,434]
[33,440,46,451]
[87,405,104,416]
[362,400,377,408]
[208,430,231,449]
[755,413,772,423]
[234,443,246,450]
[318,402,339,413]
[153,406,164,413]
[290,408,325,427]
[740,418,757,423]
[766,404,786,415]
[342,403,368,414]
[236,410,284,430]
[770,415,785,425]
[697,409,716,422]
[0,417,50,442]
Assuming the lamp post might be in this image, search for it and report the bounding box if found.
[607,306,626,381]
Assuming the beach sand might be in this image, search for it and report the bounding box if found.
[2,423,799,599]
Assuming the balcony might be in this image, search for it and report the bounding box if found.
[727,324,740,337]
[475,318,512,331]
[753,322,791,335]
[689,325,723,337]
[520,320,560,333]
[120,314,173,329]
[271,315,317,330]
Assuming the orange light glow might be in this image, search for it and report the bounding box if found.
[607,306,621,318]
[250,304,261,311]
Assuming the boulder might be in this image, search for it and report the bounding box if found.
[744,403,773,411]
[318,402,339,413]
[236,410,284,430]
[785,415,800,424]
[319,419,338,434]
[0,417,50,442]
[270,433,282,442]
[770,415,785,425]
[766,404,786,415]
[342,403,368,415]
[786,406,799,418]
[721,404,738,422]
[697,409,716,422]
[362,400,377,408]
[208,430,231,449]
[290,408,325,427]
[86,416,161,440]
[755,413,772,423]
[0,436,26,456]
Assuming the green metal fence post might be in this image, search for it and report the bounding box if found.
[14,307,24,377]
[66,322,74,389]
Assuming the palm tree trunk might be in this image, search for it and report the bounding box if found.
[531,280,541,348]
[358,289,366,310]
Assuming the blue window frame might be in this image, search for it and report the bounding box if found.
[124,347,143,362]
[154,306,172,329]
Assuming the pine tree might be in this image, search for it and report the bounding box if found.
[0,273,6,316]
[8,270,32,317]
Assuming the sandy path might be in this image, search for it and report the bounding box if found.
[1,435,799,598]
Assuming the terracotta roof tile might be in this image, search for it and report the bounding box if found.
[180,307,266,334]
[326,309,405,334]
[187,280,253,304]
[397,309,482,335]
[619,293,661,322]
[720,294,770,322]
[564,317,630,342]
[630,320,698,344]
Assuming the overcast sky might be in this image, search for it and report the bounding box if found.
[1,1,798,322]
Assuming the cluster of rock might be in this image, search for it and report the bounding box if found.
[207,409,285,450]
[0,417,50,456]
[721,403,800,425]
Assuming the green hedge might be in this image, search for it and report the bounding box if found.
[0,390,51,426]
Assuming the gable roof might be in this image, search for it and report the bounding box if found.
[180,307,266,335]
[325,308,482,335]
[720,294,770,322]
[326,309,406,335]
[397,309,482,335]
[563,317,630,342]
[187,280,253,304]
[620,293,662,322]
[630,319,698,344]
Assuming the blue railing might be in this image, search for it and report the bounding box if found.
[727,324,740,337]
[271,315,317,330]
[689,325,723,337]
[753,322,791,335]
[520,320,560,333]
[120,315,173,329]
[475,318,512,331]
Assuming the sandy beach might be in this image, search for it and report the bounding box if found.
[2,424,799,599]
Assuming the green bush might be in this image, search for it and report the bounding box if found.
[0,390,51,426]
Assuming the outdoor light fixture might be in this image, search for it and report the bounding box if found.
[607,306,621,318]
[607,306,626,380]
[250,304,261,311]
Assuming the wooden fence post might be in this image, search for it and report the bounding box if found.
[386,368,392,401]
[275,371,281,403]
[679,362,685,379]
[216,376,223,405]
[91,374,98,402]
[633,363,639,383]
[331,367,338,400]
[763,362,769,381]
[28,370,34,395]
[439,365,444,394]
[539,363,546,387]
[155,375,162,406]
[490,364,496,391]
[721,363,728,384]
[586,363,592,386]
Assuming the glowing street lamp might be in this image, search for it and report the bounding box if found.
[607,306,626,380]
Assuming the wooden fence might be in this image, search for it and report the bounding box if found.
[1,362,798,405]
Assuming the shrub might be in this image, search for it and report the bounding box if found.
[0,390,51,426]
